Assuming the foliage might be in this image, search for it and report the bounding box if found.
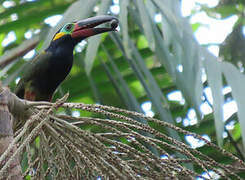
[1,96,245,179]
[0,0,245,178]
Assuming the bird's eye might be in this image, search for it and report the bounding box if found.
[65,24,73,31]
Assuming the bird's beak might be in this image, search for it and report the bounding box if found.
[71,15,119,39]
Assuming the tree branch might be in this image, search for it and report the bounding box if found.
[0,36,40,69]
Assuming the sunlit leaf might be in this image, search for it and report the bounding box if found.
[222,62,245,149]
[84,0,111,75]
[135,0,155,51]
[204,49,224,146]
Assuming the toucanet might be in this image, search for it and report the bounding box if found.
[15,15,118,101]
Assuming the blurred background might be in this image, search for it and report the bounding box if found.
[1,0,245,178]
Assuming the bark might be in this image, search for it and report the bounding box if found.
[0,81,42,179]
[0,85,22,180]
[0,82,67,179]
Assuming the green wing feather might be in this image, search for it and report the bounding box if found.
[15,51,52,99]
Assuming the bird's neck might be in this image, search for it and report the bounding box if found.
[45,38,75,78]
[46,40,75,58]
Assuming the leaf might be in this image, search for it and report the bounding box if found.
[128,6,175,78]
[129,40,185,145]
[204,5,239,19]
[150,1,204,117]
[152,0,183,44]
[0,61,18,79]
[100,59,129,107]
[177,32,203,118]
[119,0,131,58]
[0,0,51,19]
[101,44,159,156]
[204,49,224,146]
[222,62,245,150]
[145,0,157,19]
[134,0,155,51]
[84,0,111,75]
[0,3,70,34]
[191,23,202,32]
[101,44,143,113]
[110,32,183,147]
[2,63,25,86]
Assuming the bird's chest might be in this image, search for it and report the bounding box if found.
[37,53,73,93]
[50,54,73,75]
[50,54,73,79]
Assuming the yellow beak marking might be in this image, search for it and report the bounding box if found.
[53,32,66,41]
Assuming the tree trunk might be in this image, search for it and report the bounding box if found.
[0,85,22,180]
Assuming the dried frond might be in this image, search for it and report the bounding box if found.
[1,99,245,179]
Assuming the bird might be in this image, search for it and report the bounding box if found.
[15,15,118,101]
